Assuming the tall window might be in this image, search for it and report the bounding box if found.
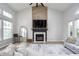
[0,9,13,41]
[21,28,27,37]
[68,21,73,37]
[3,20,13,40]
[75,20,79,37]
[0,20,2,41]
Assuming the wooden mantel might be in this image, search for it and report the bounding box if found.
[32,5,48,20]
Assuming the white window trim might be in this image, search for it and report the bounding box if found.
[0,9,13,41]
[2,20,13,40]
[68,19,79,38]
[68,21,74,37]
[74,19,79,37]
[0,19,3,41]
[3,10,13,19]
[0,9,13,21]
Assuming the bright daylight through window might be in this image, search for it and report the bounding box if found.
[3,11,13,18]
[68,21,73,37]
[21,28,27,37]
[75,20,79,37]
[3,20,13,40]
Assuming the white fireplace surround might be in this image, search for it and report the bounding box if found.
[34,32,46,42]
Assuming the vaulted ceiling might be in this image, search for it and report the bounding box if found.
[8,3,72,12]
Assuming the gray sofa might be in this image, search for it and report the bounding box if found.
[64,37,79,54]
[64,42,79,54]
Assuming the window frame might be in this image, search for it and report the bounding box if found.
[0,19,3,41]
[68,21,74,37]
[0,9,13,40]
[20,27,27,37]
[2,19,13,40]
[68,19,79,38]
[74,19,79,37]
[3,10,13,19]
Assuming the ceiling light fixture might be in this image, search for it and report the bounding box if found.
[29,3,45,7]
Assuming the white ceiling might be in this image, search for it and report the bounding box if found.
[8,3,72,12]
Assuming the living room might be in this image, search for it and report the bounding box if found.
[0,3,79,56]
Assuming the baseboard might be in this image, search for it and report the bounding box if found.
[31,41,64,44]
[27,38,64,44]
[47,40,64,44]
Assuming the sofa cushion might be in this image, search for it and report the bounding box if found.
[0,43,16,56]
[65,42,79,54]
[66,37,76,44]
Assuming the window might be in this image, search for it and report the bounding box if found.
[0,9,14,41]
[21,28,27,37]
[68,21,73,37]
[3,20,13,40]
[0,20,2,41]
[75,20,79,37]
[3,11,13,18]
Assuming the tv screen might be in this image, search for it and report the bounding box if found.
[33,20,47,28]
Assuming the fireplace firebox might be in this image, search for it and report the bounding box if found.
[36,34,44,41]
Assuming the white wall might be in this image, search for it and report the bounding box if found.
[47,8,64,41]
[17,7,64,41]
[0,3,16,48]
[64,3,79,38]
[17,7,32,39]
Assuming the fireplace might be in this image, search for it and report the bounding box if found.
[33,29,47,42]
[32,20,47,42]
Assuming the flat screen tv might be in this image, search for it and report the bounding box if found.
[33,20,47,28]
